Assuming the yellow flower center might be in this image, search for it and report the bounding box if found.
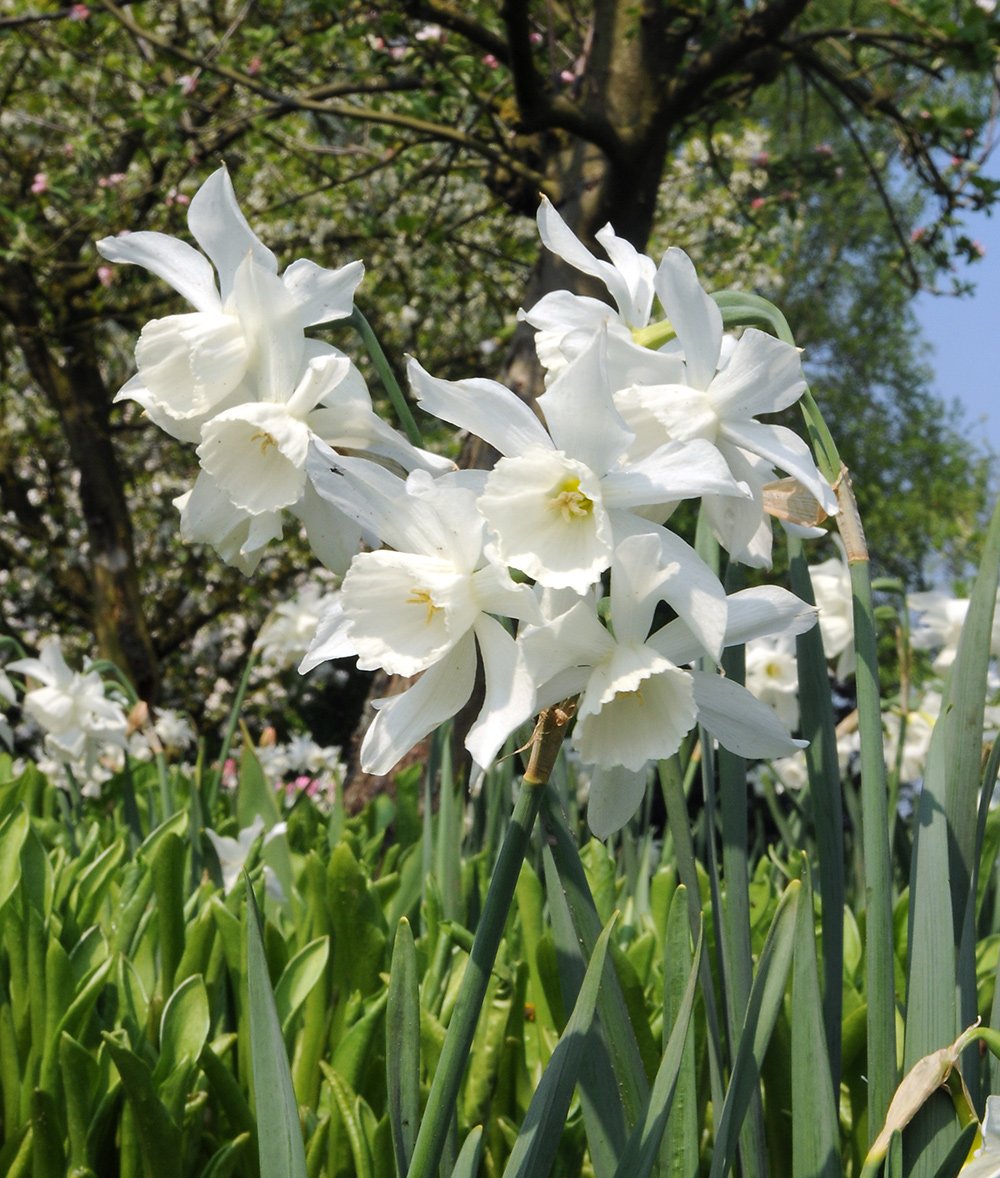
[407,587,441,625]
[765,661,782,679]
[551,475,594,522]
[250,429,278,456]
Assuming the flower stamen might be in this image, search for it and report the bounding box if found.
[407,587,441,624]
[550,475,594,522]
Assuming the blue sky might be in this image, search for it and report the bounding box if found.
[913,201,1000,457]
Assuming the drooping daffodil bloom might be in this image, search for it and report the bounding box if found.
[96,166,364,443]
[8,637,128,773]
[519,196,687,388]
[519,198,836,568]
[409,331,747,659]
[809,552,856,680]
[615,248,836,566]
[301,448,541,774]
[205,815,288,898]
[99,166,449,574]
[518,534,818,836]
[744,633,800,732]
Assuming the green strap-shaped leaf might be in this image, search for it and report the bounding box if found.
[201,1132,253,1178]
[321,1064,375,1178]
[155,973,210,1081]
[29,1086,66,1177]
[709,879,801,1178]
[500,913,618,1178]
[542,844,626,1178]
[658,886,700,1178]
[386,918,420,1176]
[450,1126,484,1178]
[791,862,840,1178]
[246,886,307,1178]
[274,936,330,1038]
[102,1033,181,1178]
[612,911,704,1178]
[541,791,650,1128]
[151,831,185,996]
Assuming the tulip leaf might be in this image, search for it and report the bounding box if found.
[273,936,329,1038]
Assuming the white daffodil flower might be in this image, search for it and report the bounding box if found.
[409,333,747,656]
[8,637,128,772]
[518,196,685,387]
[614,248,836,567]
[809,553,856,680]
[302,448,541,774]
[97,166,364,442]
[205,815,288,897]
[519,534,818,836]
[744,633,800,731]
[908,589,1000,673]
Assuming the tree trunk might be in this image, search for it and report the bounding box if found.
[3,274,160,701]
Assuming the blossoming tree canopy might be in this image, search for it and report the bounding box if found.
[99,166,835,834]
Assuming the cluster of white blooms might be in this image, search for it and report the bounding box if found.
[5,637,130,794]
[97,168,449,575]
[102,171,840,836]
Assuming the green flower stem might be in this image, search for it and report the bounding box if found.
[207,648,258,812]
[406,704,574,1178]
[348,307,423,448]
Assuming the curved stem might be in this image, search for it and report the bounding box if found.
[348,307,423,448]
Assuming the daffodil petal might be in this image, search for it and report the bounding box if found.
[360,631,477,775]
[586,766,650,839]
[407,357,551,456]
[653,248,723,390]
[692,671,806,758]
[282,257,365,326]
[95,231,221,313]
[465,614,537,770]
[187,167,277,300]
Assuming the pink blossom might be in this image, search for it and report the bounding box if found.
[98,172,126,189]
[910,226,926,243]
[178,74,198,95]
[482,53,500,69]
[749,196,766,212]
[529,31,543,44]
[30,172,48,195]
[246,56,263,76]
[165,188,191,208]
[69,3,90,19]
[749,151,770,168]
[97,265,114,287]
[558,68,575,84]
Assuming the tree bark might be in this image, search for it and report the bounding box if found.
[2,271,160,701]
